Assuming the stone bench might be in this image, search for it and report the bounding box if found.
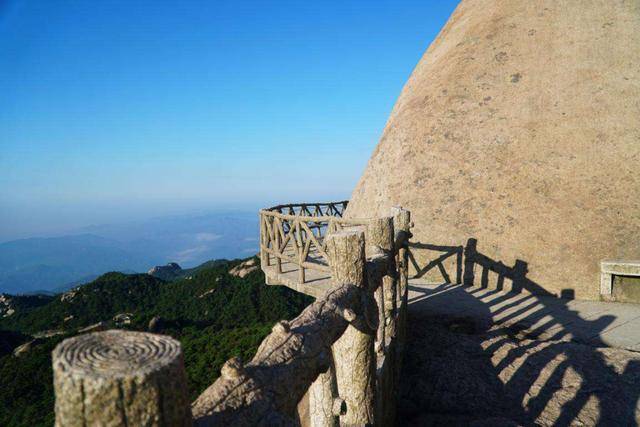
[601,260,640,299]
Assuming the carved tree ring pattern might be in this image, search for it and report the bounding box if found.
[53,330,192,427]
[55,329,180,376]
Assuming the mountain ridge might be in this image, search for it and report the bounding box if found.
[0,256,312,427]
[0,211,258,294]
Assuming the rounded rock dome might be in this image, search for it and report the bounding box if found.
[347,0,640,299]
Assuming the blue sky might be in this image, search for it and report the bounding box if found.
[0,0,459,241]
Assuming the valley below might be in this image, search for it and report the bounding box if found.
[0,256,312,426]
[0,210,259,294]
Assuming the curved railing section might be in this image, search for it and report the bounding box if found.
[51,202,412,426]
[259,201,368,284]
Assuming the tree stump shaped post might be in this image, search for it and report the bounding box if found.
[260,212,270,269]
[325,230,376,426]
[391,206,411,318]
[389,206,411,426]
[366,217,395,352]
[52,330,192,427]
[308,359,341,427]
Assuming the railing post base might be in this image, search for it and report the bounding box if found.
[326,230,375,426]
[308,363,339,427]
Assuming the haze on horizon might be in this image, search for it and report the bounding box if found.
[0,0,459,242]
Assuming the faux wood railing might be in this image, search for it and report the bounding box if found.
[259,201,369,284]
[51,204,411,427]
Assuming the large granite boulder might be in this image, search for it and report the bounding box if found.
[347,0,640,299]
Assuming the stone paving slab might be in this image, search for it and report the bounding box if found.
[408,280,640,351]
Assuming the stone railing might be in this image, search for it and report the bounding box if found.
[51,204,411,426]
[259,201,368,283]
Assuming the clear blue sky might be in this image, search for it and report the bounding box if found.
[0,0,459,241]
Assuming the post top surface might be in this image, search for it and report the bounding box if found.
[52,329,182,378]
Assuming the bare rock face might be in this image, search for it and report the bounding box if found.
[60,289,79,303]
[13,339,41,357]
[78,321,107,333]
[198,288,215,298]
[0,294,14,317]
[148,316,164,332]
[148,262,183,280]
[346,0,640,299]
[229,258,259,278]
[113,313,133,326]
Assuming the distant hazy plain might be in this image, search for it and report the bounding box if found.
[0,210,258,294]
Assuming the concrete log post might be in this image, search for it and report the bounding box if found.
[308,361,340,427]
[366,217,395,353]
[274,217,282,273]
[326,230,376,426]
[52,330,192,427]
[260,213,270,268]
[297,220,307,284]
[391,206,411,317]
[390,207,411,426]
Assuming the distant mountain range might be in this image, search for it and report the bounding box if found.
[0,211,258,294]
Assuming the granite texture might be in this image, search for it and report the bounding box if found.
[347,0,640,300]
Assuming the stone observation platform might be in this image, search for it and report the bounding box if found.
[265,271,640,352]
[260,202,640,352]
[260,201,361,298]
[409,280,640,351]
[257,200,413,425]
[259,201,640,425]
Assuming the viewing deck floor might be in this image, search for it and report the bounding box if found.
[264,261,331,298]
[266,262,640,350]
[408,280,640,351]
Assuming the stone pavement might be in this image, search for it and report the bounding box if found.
[399,280,640,426]
[408,279,640,351]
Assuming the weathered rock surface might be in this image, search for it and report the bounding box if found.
[113,312,133,325]
[148,316,164,332]
[0,293,53,317]
[60,288,79,303]
[347,0,640,299]
[13,338,44,357]
[229,258,259,278]
[198,288,215,298]
[0,294,13,317]
[148,262,183,280]
[33,329,64,339]
[78,321,107,333]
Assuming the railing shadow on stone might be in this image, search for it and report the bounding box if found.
[400,237,640,425]
[51,204,411,427]
[407,242,463,284]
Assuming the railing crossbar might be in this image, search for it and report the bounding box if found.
[260,201,369,284]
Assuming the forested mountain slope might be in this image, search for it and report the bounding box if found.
[0,257,312,426]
